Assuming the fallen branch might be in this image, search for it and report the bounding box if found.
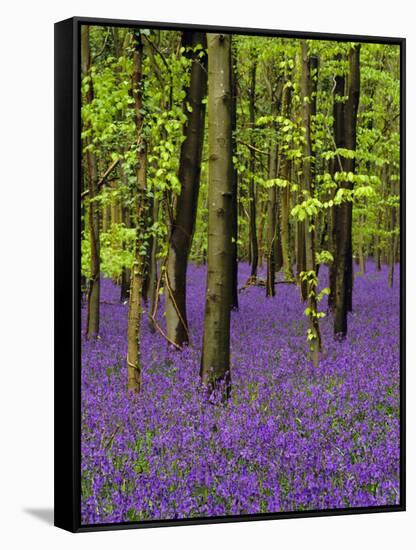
[239,276,296,293]
[239,276,266,292]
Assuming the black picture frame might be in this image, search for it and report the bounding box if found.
[54,16,406,533]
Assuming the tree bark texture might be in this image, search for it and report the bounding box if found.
[266,80,282,297]
[279,80,293,281]
[81,26,101,338]
[127,32,148,393]
[200,33,233,400]
[301,42,321,367]
[230,43,239,309]
[248,60,258,278]
[334,45,360,338]
[165,32,208,348]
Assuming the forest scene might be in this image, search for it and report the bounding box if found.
[80,24,401,524]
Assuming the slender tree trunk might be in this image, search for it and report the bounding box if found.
[298,53,317,302]
[266,153,278,296]
[328,60,345,312]
[266,81,282,297]
[127,32,148,393]
[266,187,277,296]
[274,183,283,273]
[120,202,131,302]
[388,180,399,288]
[81,26,100,338]
[200,33,233,400]
[248,60,258,278]
[110,182,120,225]
[334,45,360,338]
[279,83,293,281]
[375,207,382,270]
[257,198,267,268]
[147,197,159,329]
[103,205,111,232]
[301,42,321,367]
[296,216,307,300]
[358,213,366,273]
[280,178,292,279]
[165,32,208,347]
[230,42,239,309]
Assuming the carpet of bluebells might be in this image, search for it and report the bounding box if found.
[81,262,400,524]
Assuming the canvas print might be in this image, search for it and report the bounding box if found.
[80,24,401,525]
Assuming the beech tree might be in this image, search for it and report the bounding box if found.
[165,32,208,347]
[334,45,361,338]
[79,27,400,395]
[200,33,233,399]
[248,58,259,279]
[81,26,100,338]
[230,43,239,310]
[300,41,321,367]
[127,31,148,393]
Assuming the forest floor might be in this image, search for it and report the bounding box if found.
[81,262,400,525]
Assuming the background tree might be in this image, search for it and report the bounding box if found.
[334,45,360,338]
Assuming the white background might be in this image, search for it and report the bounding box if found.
[0,0,413,547]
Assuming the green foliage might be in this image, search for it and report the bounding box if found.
[80,25,400,298]
[82,223,136,279]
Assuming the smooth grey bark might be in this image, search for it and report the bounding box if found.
[200,33,233,400]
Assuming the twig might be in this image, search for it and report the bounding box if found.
[91,28,111,63]
[236,140,269,156]
[81,158,120,199]
[149,257,182,350]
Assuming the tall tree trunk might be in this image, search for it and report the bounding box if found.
[266,81,282,297]
[266,159,278,297]
[230,42,239,310]
[374,207,382,271]
[280,82,293,281]
[120,201,131,302]
[248,60,258,278]
[334,45,360,338]
[274,185,283,273]
[358,213,366,273]
[301,42,321,367]
[200,33,233,400]
[388,179,399,288]
[103,205,111,232]
[127,32,148,393]
[165,32,208,348]
[147,197,159,329]
[81,26,100,338]
[328,60,345,312]
[257,198,267,268]
[296,215,307,300]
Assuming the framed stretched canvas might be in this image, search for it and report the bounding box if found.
[54,16,405,532]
